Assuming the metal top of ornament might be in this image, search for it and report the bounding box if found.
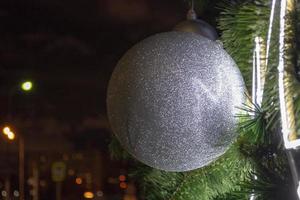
[173,6,218,41]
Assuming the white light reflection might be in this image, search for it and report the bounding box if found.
[255,37,263,107]
[252,48,257,107]
[297,182,300,199]
[251,36,264,111]
[266,0,277,66]
[278,0,300,149]
[278,0,290,149]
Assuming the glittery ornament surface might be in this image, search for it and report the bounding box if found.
[107,32,245,172]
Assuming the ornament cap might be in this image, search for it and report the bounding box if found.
[187,8,197,20]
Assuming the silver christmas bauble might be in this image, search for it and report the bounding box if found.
[107,31,245,172]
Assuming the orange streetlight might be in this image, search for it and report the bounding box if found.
[75,177,83,185]
[83,191,94,199]
[2,126,15,140]
[2,126,11,135]
[1,125,24,199]
[7,131,15,140]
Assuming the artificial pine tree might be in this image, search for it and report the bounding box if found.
[109,0,300,199]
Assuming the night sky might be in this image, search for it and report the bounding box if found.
[0,0,219,122]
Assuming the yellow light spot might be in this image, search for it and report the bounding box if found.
[3,127,11,135]
[83,191,94,199]
[119,175,126,182]
[120,182,127,189]
[75,177,82,185]
[21,81,33,91]
[7,132,15,140]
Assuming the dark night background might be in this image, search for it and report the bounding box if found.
[0,0,219,199]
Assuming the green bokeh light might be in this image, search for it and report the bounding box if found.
[21,81,33,91]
